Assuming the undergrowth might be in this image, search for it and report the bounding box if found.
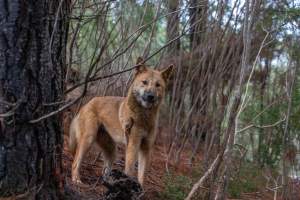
[160,162,268,199]
[161,172,192,200]
[228,162,267,198]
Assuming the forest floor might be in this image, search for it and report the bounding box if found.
[62,130,297,200]
[63,131,186,200]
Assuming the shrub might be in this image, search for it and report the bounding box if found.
[161,173,192,200]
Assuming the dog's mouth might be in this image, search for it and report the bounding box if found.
[135,95,156,109]
[140,98,155,108]
[133,90,159,109]
[142,96,155,104]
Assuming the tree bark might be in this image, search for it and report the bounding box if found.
[282,58,297,200]
[0,0,69,198]
[189,0,207,49]
[166,0,180,56]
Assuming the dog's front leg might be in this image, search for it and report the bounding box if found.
[125,128,141,177]
[138,141,150,186]
[124,117,133,146]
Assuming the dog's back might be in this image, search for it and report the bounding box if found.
[69,96,126,150]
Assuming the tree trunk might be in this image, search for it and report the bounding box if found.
[189,0,207,49]
[282,57,297,200]
[0,0,69,198]
[166,0,180,56]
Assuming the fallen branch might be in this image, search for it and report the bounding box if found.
[185,154,222,200]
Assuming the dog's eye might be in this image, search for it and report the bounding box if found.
[142,80,148,85]
[156,82,161,87]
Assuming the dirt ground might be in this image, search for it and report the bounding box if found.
[63,133,174,200]
[63,131,298,200]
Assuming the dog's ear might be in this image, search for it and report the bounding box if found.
[161,64,174,82]
[136,57,144,65]
[135,57,147,75]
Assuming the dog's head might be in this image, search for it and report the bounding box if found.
[131,57,174,109]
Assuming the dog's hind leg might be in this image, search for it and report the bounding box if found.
[96,124,116,175]
[71,115,98,183]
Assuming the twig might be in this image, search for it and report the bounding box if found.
[237,116,286,133]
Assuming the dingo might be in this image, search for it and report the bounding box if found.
[69,57,173,185]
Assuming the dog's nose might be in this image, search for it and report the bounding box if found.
[145,93,155,102]
[147,94,154,102]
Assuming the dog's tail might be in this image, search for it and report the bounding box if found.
[69,114,79,155]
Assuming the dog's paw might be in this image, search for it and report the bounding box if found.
[72,176,83,184]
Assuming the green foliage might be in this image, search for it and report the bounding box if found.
[238,59,300,167]
[161,173,192,200]
[228,163,266,198]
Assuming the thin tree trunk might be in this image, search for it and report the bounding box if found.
[189,0,207,49]
[214,0,257,198]
[257,59,269,165]
[0,0,69,198]
[166,0,180,56]
[282,61,297,200]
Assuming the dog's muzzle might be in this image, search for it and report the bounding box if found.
[142,92,156,104]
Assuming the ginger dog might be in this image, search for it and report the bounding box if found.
[69,57,173,185]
